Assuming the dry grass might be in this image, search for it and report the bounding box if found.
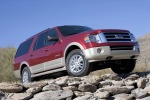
[0,46,17,82]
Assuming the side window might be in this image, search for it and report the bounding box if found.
[33,32,46,50]
[45,28,59,46]
[15,38,33,58]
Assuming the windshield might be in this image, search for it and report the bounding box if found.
[58,25,93,36]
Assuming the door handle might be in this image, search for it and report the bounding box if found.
[30,54,33,57]
[45,49,48,51]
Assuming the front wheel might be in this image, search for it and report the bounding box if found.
[111,59,136,74]
[21,67,33,83]
[66,49,90,77]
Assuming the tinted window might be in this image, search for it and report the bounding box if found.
[15,38,33,58]
[45,28,59,45]
[34,32,46,50]
[58,25,92,36]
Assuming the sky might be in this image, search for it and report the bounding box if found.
[0,0,150,48]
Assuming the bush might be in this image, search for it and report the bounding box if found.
[0,46,17,82]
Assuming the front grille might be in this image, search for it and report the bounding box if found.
[104,33,131,42]
[110,46,134,51]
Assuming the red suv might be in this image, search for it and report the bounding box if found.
[14,25,140,83]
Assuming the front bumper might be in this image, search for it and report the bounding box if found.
[83,45,140,62]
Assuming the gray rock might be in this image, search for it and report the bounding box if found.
[137,78,146,89]
[68,81,81,86]
[55,76,70,86]
[101,74,122,81]
[48,80,56,84]
[99,80,112,87]
[81,75,102,85]
[63,86,78,91]
[97,86,134,95]
[146,73,150,78]
[42,84,61,91]
[94,91,110,99]
[73,91,93,97]
[73,95,102,100]
[0,91,5,97]
[124,80,136,86]
[67,77,81,86]
[110,93,133,100]
[73,95,92,100]
[26,87,42,94]
[6,93,32,100]
[144,86,150,93]
[78,84,97,93]
[136,96,150,100]
[131,88,148,99]
[0,82,23,93]
[125,74,139,81]
[31,90,73,100]
[23,82,47,89]
[111,80,125,86]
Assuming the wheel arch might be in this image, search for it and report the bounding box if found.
[20,61,30,77]
[64,42,85,61]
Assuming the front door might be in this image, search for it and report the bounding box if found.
[44,28,63,71]
[29,32,47,74]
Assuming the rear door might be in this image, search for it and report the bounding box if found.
[29,32,47,74]
[44,28,63,71]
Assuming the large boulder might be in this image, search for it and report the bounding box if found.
[42,84,61,91]
[0,82,23,93]
[73,91,93,97]
[55,76,70,86]
[63,86,78,91]
[109,93,133,100]
[131,88,148,99]
[81,75,102,85]
[137,96,150,100]
[6,93,33,100]
[101,74,122,81]
[31,90,73,100]
[97,86,134,95]
[26,87,42,94]
[125,74,139,81]
[73,95,93,100]
[137,78,147,89]
[67,77,81,86]
[23,82,47,89]
[94,91,110,99]
[78,84,97,93]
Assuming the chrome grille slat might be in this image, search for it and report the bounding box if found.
[104,33,131,42]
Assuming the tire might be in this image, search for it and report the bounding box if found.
[21,67,33,83]
[66,49,90,77]
[111,59,136,74]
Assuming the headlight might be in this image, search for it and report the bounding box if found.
[130,33,136,42]
[84,34,102,43]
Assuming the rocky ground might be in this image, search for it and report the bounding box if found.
[1,72,150,100]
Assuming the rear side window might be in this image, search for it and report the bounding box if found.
[15,38,33,58]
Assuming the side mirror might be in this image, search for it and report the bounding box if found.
[47,35,59,41]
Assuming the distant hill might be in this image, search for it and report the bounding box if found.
[134,33,150,72]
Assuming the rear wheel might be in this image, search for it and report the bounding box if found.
[21,67,33,83]
[66,49,90,77]
[111,59,136,74]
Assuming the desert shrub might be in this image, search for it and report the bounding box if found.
[0,46,17,82]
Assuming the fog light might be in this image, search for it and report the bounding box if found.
[97,48,101,53]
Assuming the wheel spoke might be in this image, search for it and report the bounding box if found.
[69,54,84,73]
